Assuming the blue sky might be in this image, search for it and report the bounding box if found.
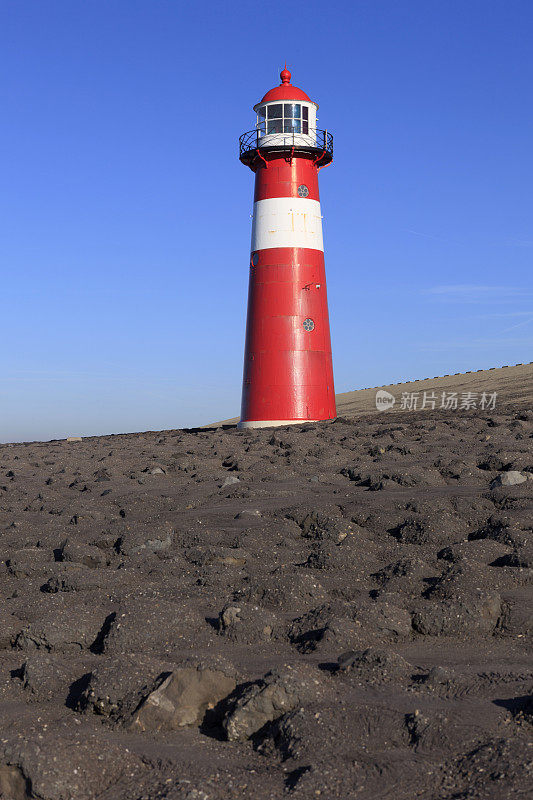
[1,0,532,442]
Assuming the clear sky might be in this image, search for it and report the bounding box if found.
[1,0,532,443]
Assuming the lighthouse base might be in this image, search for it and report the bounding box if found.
[238,419,320,429]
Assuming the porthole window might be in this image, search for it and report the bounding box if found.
[251,252,259,266]
[303,318,315,332]
[297,184,309,197]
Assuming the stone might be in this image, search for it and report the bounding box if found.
[0,765,31,800]
[66,436,82,442]
[143,532,173,552]
[220,606,242,628]
[93,468,111,482]
[131,667,236,731]
[221,476,240,488]
[490,471,527,488]
[336,648,411,683]
[223,677,298,742]
[423,665,453,687]
[222,664,318,742]
[150,467,165,475]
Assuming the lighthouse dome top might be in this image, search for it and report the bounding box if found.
[255,68,317,107]
[239,67,332,169]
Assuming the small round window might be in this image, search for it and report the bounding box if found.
[303,318,315,332]
[251,252,259,266]
[297,184,309,197]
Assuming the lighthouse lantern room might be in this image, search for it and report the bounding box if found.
[238,69,336,428]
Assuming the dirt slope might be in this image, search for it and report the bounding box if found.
[0,398,531,798]
[211,362,533,426]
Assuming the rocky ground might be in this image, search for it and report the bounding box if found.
[0,403,532,799]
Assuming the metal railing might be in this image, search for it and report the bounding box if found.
[239,127,333,162]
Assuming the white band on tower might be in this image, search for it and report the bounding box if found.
[251,197,324,252]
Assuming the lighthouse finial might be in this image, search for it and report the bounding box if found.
[280,65,291,84]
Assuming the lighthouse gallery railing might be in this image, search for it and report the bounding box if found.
[239,127,333,161]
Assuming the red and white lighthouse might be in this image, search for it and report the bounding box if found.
[238,68,336,428]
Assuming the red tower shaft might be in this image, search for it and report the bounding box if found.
[239,70,336,428]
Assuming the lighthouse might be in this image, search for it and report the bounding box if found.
[238,68,336,429]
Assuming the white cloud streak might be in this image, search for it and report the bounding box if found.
[423,285,532,303]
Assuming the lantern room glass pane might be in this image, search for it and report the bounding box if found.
[267,119,283,133]
[284,118,301,133]
[284,103,301,118]
[302,120,309,134]
[267,104,282,118]
[257,106,266,122]
[302,106,309,120]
